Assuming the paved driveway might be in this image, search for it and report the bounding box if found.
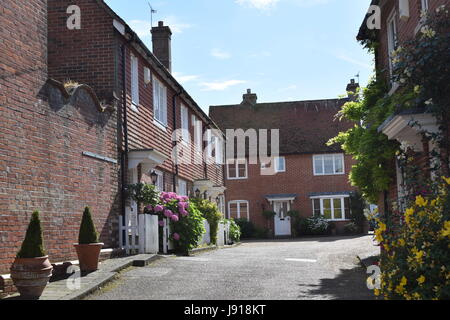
[87,235,379,300]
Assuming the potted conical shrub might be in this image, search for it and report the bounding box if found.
[74,207,103,272]
[10,211,53,299]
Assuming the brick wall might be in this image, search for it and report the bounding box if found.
[0,0,120,276]
[48,0,225,194]
[225,154,356,233]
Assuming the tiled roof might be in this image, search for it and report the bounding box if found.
[209,99,354,155]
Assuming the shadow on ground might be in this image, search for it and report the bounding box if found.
[298,266,375,300]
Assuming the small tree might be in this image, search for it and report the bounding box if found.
[78,207,99,244]
[17,211,47,258]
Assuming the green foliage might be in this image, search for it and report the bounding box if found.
[262,210,276,220]
[171,202,205,254]
[298,216,330,236]
[234,218,256,239]
[126,183,160,208]
[17,211,46,258]
[78,207,99,244]
[191,198,222,245]
[328,77,401,203]
[226,219,241,243]
[349,192,367,233]
[286,210,300,218]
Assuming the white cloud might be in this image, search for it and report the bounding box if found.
[211,48,232,60]
[172,72,200,84]
[200,80,247,91]
[161,15,192,34]
[235,0,280,10]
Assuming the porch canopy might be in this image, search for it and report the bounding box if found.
[128,148,167,169]
[265,193,298,203]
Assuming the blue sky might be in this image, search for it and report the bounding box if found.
[105,0,373,112]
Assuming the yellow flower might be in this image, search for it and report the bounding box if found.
[417,275,426,285]
[415,195,428,207]
[441,221,450,238]
[400,276,407,286]
[398,239,406,246]
[442,176,450,185]
[405,208,414,224]
[374,289,380,296]
[430,199,437,207]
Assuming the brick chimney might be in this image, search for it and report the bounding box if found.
[151,21,172,72]
[241,89,257,106]
[346,79,360,101]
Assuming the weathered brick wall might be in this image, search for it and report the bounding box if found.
[225,154,357,233]
[48,0,116,100]
[0,0,120,276]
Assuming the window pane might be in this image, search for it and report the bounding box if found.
[277,157,285,171]
[323,155,334,174]
[228,162,236,178]
[313,199,321,216]
[229,203,238,219]
[314,157,323,174]
[239,202,248,219]
[238,162,246,177]
[323,199,332,219]
[333,199,342,219]
[334,155,343,173]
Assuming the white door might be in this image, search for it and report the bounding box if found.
[273,201,291,236]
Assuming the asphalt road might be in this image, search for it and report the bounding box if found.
[87,235,379,300]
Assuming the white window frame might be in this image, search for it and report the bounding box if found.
[387,10,398,77]
[154,170,164,192]
[192,115,203,151]
[313,154,345,176]
[178,178,188,197]
[180,104,189,143]
[227,158,248,180]
[153,75,168,127]
[311,195,350,221]
[131,54,139,107]
[421,0,429,12]
[228,200,249,220]
[275,156,286,173]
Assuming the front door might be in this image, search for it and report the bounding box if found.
[273,201,291,236]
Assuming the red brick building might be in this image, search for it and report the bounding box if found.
[209,85,358,236]
[0,0,120,294]
[47,0,225,206]
[357,0,448,214]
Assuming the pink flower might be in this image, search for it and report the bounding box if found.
[178,202,187,210]
[164,209,173,218]
[154,205,164,212]
[180,208,188,217]
[171,214,179,222]
[173,233,180,241]
[158,220,164,227]
[145,205,153,211]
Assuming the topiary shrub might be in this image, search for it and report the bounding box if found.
[17,211,47,258]
[78,207,99,244]
[298,216,330,236]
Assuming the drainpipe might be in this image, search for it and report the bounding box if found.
[121,43,130,220]
[172,88,183,192]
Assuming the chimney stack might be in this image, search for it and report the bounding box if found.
[151,21,172,72]
[241,89,257,106]
[346,79,360,101]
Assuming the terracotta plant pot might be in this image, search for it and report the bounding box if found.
[74,243,104,272]
[10,256,53,299]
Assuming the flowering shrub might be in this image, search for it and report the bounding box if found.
[374,177,450,300]
[170,202,205,254]
[191,198,223,245]
[225,219,241,243]
[299,216,330,235]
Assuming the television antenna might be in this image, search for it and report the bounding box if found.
[148,2,157,27]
